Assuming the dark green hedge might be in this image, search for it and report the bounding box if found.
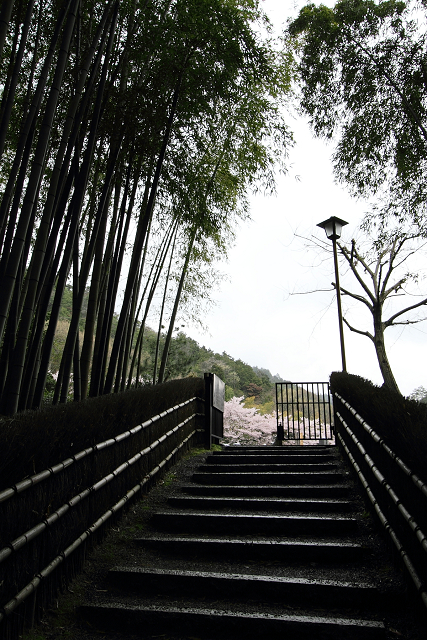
[0,377,205,490]
[330,372,427,482]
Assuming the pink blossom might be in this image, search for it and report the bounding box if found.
[223,397,334,446]
[223,396,277,446]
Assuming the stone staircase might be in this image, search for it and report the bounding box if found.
[80,445,407,639]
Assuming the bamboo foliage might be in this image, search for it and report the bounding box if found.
[0,0,292,415]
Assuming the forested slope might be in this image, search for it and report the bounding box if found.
[47,287,286,409]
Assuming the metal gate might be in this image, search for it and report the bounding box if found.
[275,382,334,442]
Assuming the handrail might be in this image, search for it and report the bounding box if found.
[334,392,427,499]
[335,425,427,609]
[0,428,196,622]
[333,393,427,610]
[0,413,200,565]
[335,410,427,555]
[0,396,201,504]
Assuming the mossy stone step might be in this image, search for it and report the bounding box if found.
[134,535,368,563]
[150,511,358,536]
[192,471,345,485]
[167,495,353,513]
[181,483,351,498]
[79,603,386,639]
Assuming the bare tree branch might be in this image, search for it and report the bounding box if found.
[289,287,334,296]
[383,275,409,300]
[337,241,376,304]
[385,297,427,326]
[338,284,373,311]
[391,318,427,326]
[343,317,374,341]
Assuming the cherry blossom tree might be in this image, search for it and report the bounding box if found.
[223,396,277,446]
[223,397,334,446]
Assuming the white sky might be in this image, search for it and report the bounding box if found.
[184,0,427,397]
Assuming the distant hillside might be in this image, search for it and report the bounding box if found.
[151,332,285,405]
[51,290,284,407]
[252,366,289,384]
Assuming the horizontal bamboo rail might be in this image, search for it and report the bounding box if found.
[333,392,427,611]
[335,392,427,499]
[0,425,196,622]
[0,394,205,639]
[0,397,199,505]
[0,413,199,566]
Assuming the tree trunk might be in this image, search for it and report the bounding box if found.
[88,163,139,396]
[0,0,15,62]
[0,0,78,376]
[157,226,196,384]
[81,169,123,398]
[24,187,77,409]
[72,232,81,402]
[58,142,120,403]
[153,227,177,384]
[373,309,401,395]
[0,0,72,255]
[0,126,36,278]
[126,216,177,386]
[103,73,183,394]
[0,0,35,160]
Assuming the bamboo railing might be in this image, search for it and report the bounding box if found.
[333,391,427,612]
[0,394,205,639]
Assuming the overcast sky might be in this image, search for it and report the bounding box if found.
[184,0,427,397]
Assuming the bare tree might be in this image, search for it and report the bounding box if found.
[335,233,427,395]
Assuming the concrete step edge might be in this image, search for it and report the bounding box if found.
[191,473,345,486]
[109,565,377,591]
[182,484,351,494]
[152,510,357,522]
[79,603,386,639]
[167,496,353,512]
[198,465,340,472]
[150,511,358,535]
[135,535,365,549]
[107,567,383,609]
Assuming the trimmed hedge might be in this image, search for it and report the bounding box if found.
[0,377,204,490]
[330,372,427,483]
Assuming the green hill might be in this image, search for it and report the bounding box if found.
[50,289,284,408]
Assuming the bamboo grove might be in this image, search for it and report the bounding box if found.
[0,0,291,415]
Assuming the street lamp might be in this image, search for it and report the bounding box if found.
[317,216,349,372]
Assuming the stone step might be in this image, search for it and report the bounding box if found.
[167,495,353,513]
[199,463,339,472]
[107,567,383,609]
[150,511,358,536]
[134,535,368,563]
[206,454,338,464]
[71,445,413,640]
[181,483,351,498]
[216,446,335,454]
[79,602,386,639]
[216,444,337,456]
[192,471,345,485]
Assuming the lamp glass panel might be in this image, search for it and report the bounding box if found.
[324,220,335,239]
[334,221,343,238]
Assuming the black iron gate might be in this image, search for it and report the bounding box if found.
[275,382,334,442]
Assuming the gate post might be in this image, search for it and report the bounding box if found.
[204,373,225,449]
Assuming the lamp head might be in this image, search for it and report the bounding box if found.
[317,216,349,240]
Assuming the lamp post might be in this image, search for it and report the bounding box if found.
[317,216,349,372]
